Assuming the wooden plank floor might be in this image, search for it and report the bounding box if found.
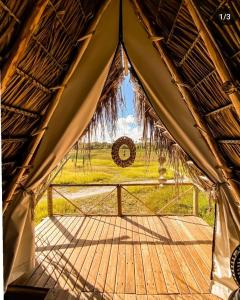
[16,215,221,299]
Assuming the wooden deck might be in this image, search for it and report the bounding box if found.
[16,215,220,299]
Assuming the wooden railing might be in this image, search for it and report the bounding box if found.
[47,181,199,217]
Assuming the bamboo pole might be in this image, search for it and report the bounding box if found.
[185,0,240,117]
[131,0,240,203]
[1,0,49,95]
[3,0,112,214]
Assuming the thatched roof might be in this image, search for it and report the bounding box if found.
[1,0,240,206]
[1,0,102,198]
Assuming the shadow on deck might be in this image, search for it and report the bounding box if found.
[14,215,220,299]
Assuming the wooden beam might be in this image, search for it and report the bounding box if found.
[132,0,240,203]
[218,139,240,145]
[117,185,122,216]
[1,103,41,119]
[3,0,113,213]
[193,186,199,216]
[47,186,53,216]
[185,0,240,117]
[1,0,49,95]
[2,136,28,143]
[204,103,233,117]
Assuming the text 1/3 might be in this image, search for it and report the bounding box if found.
[218,13,231,21]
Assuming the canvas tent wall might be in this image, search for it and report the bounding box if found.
[1,0,240,299]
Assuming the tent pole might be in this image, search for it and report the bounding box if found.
[1,0,49,95]
[185,0,240,118]
[2,0,112,214]
[131,0,240,203]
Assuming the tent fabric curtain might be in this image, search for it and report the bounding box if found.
[3,192,35,287]
[3,0,240,298]
[3,0,120,288]
[123,0,239,299]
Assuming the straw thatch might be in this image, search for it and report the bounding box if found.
[1,0,102,197]
[1,0,240,206]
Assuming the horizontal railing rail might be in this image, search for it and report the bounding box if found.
[47,181,199,217]
[50,181,193,187]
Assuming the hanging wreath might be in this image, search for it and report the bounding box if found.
[111,136,136,168]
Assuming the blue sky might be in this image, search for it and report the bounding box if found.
[93,74,143,142]
[120,74,135,117]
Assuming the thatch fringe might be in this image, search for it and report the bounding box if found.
[78,46,125,156]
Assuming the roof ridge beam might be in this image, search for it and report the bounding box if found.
[1,0,49,95]
[185,0,240,117]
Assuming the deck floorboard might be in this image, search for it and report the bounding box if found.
[15,215,220,299]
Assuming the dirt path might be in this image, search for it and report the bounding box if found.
[53,178,190,200]
[54,186,115,200]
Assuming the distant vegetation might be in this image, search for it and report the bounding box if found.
[35,148,214,226]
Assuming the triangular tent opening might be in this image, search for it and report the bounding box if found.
[44,44,213,191]
[2,0,240,299]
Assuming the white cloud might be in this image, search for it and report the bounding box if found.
[92,114,143,142]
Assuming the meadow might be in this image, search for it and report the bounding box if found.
[35,148,215,226]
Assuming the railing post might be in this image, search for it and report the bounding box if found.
[117,185,122,216]
[47,185,53,216]
[193,185,199,216]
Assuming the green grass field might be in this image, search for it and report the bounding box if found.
[35,148,215,226]
[53,148,173,184]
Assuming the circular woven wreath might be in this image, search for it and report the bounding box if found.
[111,136,136,168]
